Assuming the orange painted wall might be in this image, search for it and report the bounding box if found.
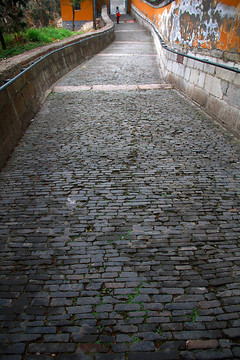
[60,0,109,22]
[131,0,240,55]
[60,0,93,21]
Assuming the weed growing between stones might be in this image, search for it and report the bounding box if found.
[191,308,199,322]
[133,336,141,343]
[127,283,143,303]
[121,230,131,241]
[156,326,163,335]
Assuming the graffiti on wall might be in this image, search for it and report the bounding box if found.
[134,0,240,56]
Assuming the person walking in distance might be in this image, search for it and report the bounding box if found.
[115,6,121,23]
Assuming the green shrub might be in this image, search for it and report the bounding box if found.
[0,26,85,60]
[26,27,77,43]
[44,27,73,40]
[26,28,53,43]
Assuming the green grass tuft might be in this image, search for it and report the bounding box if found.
[0,26,84,60]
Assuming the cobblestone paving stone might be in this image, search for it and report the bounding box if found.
[0,14,240,360]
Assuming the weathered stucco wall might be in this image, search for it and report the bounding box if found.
[132,0,240,63]
[131,5,240,138]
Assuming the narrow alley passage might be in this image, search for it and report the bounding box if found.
[0,14,240,360]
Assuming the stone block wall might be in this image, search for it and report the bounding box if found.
[131,0,240,63]
[0,7,114,170]
[62,20,88,31]
[132,5,240,138]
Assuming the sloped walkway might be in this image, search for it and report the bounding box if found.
[0,14,240,360]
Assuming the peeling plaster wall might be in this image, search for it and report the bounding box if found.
[131,4,240,137]
[132,0,240,63]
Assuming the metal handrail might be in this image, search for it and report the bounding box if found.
[0,26,114,92]
[132,5,240,74]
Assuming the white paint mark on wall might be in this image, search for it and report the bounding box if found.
[215,3,236,19]
[155,0,237,49]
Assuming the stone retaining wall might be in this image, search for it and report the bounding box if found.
[0,7,114,170]
[132,5,240,138]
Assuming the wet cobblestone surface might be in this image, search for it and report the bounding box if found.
[0,15,240,360]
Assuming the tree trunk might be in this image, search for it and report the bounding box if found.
[0,28,6,50]
[72,8,75,31]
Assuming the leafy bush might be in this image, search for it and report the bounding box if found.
[26,27,75,43]
[43,27,73,40]
[26,28,53,43]
[0,26,85,60]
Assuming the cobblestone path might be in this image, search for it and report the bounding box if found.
[1,15,240,360]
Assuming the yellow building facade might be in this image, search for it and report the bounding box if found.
[60,0,109,30]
